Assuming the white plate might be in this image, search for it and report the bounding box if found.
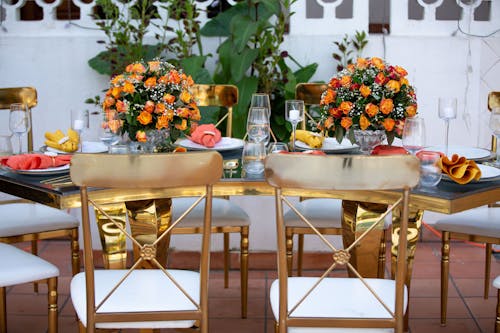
[425,145,492,161]
[2,164,70,176]
[44,141,108,154]
[295,137,359,153]
[442,164,500,183]
[176,137,245,151]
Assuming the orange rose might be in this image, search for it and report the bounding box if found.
[379,98,394,115]
[111,74,124,85]
[177,107,190,118]
[321,89,336,105]
[168,70,181,84]
[156,115,170,129]
[103,96,116,108]
[340,75,352,87]
[148,60,161,72]
[183,74,194,86]
[346,63,355,72]
[108,119,122,133]
[188,102,201,121]
[359,114,371,130]
[371,57,385,70]
[158,75,168,84]
[406,105,417,117]
[165,108,175,120]
[144,77,157,88]
[115,100,128,113]
[383,118,395,131]
[386,80,400,93]
[324,116,335,129]
[339,101,353,115]
[163,93,176,104]
[356,57,369,69]
[155,103,166,114]
[365,103,379,117]
[123,81,135,94]
[180,90,192,104]
[375,72,387,85]
[340,117,353,129]
[135,130,147,142]
[111,87,122,99]
[175,118,188,131]
[400,77,409,87]
[137,111,152,125]
[394,65,408,77]
[328,107,342,119]
[143,101,155,114]
[359,84,371,98]
[131,63,146,74]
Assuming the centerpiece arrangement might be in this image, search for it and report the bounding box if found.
[318,57,418,152]
[102,58,201,152]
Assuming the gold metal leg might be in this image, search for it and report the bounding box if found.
[297,234,304,276]
[47,277,58,333]
[32,240,39,293]
[440,231,450,326]
[285,229,293,276]
[224,233,230,288]
[496,288,500,333]
[486,243,492,299]
[71,228,80,276]
[0,287,6,333]
[94,202,128,269]
[341,200,387,278]
[241,226,249,319]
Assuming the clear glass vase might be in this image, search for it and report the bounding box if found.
[129,129,172,153]
[353,129,387,155]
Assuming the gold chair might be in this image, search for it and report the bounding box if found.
[288,83,388,277]
[434,91,500,325]
[69,151,221,332]
[172,84,251,318]
[0,87,80,291]
[494,276,500,333]
[0,243,59,333]
[265,153,419,333]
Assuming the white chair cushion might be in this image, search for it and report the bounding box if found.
[283,199,343,228]
[71,269,200,329]
[493,276,500,289]
[0,243,59,287]
[433,207,500,237]
[0,202,79,237]
[172,197,250,227]
[270,277,407,333]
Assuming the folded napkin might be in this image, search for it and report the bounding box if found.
[44,129,79,153]
[1,154,72,170]
[371,145,409,155]
[294,130,324,148]
[437,154,482,184]
[189,124,222,148]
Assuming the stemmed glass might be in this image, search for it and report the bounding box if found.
[99,110,122,151]
[488,107,500,167]
[9,103,31,154]
[250,93,272,143]
[438,97,457,157]
[402,117,426,155]
[285,100,304,152]
[71,109,89,152]
[246,106,270,144]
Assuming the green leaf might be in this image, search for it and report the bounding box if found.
[180,56,213,84]
[200,2,249,37]
[88,51,113,76]
[335,124,345,144]
[232,76,259,138]
[293,63,318,83]
[230,48,259,82]
[386,131,395,145]
[259,0,281,16]
[230,15,259,53]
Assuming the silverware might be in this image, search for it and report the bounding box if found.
[40,175,71,185]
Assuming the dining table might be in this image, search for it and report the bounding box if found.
[1,146,499,285]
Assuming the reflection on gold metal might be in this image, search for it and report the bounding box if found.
[295,83,328,130]
[94,202,127,269]
[332,249,350,265]
[488,91,500,110]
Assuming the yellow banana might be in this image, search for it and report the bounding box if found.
[294,130,324,148]
[44,129,79,153]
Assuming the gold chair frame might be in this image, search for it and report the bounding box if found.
[172,84,250,318]
[265,154,419,333]
[0,87,80,291]
[71,152,222,332]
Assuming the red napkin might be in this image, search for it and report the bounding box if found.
[371,145,409,155]
[0,154,72,170]
[189,124,222,148]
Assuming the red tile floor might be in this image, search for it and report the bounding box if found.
[4,223,499,333]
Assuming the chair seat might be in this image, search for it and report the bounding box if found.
[433,207,500,237]
[71,269,200,329]
[270,277,408,333]
[0,202,79,237]
[172,197,250,227]
[283,199,342,228]
[494,276,500,289]
[0,243,59,286]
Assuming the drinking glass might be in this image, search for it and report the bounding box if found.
[0,135,13,156]
[285,100,305,152]
[241,141,266,175]
[71,109,89,152]
[9,103,31,154]
[99,111,122,150]
[488,107,500,167]
[250,93,272,143]
[267,142,289,154]
[417,151,442,188]
[438,97,457,157]
[247,106,270,143]
[402,117,426,155]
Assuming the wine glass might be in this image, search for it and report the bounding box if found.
[71,109,89,152]
[267,142,289,154]
[246,106,270,143]
[402,117,426,155]
[250,93,272,143]
[9,103,31,154]
[99,111,122,151]
[488,107,500,167]
[438,97,457,157]
[285,100,304,152]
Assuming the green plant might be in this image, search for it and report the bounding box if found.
[200,0,318,140]
[332,30,368,72]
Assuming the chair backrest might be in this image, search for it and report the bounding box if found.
[0,87,37,152]
[70,151,223,328]
[264,153,420,332]
[295,83,328,130]
[488,91,499,153]
[191,84,238,137]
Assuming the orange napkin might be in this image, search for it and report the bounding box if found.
[437,154,482,184]
[0,154,72,170]
[189,124,222,148]
[371,145,408,155]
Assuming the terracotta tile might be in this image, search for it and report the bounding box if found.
[454,278,497,298]
[409,318,481,333]
[464,296,497,319]
[209,297,267,319]
[410,278,459,298]
[409,297,470,319]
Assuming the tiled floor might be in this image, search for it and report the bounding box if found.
[4,223,499,333]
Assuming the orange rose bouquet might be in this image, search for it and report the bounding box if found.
[102,58,200,147]
[318,57,417,144]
